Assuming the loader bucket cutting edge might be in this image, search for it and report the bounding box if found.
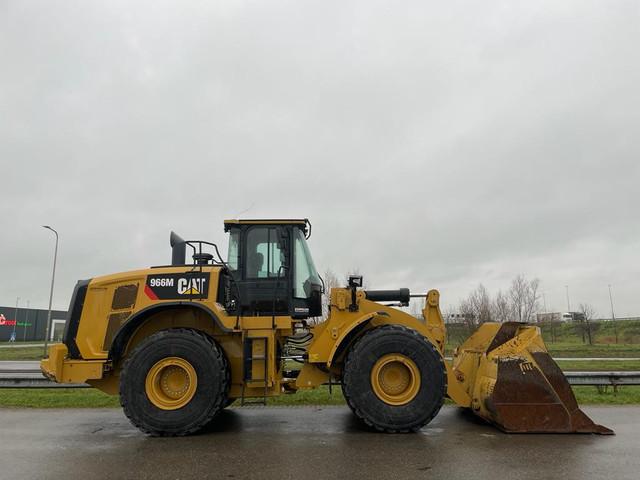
[452,322,614,435]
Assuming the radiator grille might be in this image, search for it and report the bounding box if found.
[111,284,138,310]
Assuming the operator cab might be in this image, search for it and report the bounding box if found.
[221,219,322,319]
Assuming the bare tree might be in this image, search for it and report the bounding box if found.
[541,313,562,344]
[577,303,599,345]
[410,297,426,319]
[508,275,540,323]
[458,298,475,326]
[492,290,512,323]
[459,284,492,327]
[523,278,540,323]
[473,284,493,324]
[321,268,341,320]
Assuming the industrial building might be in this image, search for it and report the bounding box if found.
[0,305,68,342]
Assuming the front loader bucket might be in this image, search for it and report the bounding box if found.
[451,322,613,434]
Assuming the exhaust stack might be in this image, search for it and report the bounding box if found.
[170,231,186,265]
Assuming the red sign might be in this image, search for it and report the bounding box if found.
[0,314,16,326]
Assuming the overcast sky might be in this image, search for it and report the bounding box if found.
[1,0,638,318]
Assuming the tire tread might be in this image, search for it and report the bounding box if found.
[119,328,228,436]
[342,324,447,433]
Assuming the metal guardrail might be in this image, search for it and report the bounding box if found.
[564,371,640,386]
[1,367,639,389]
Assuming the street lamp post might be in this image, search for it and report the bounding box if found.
[608,284,616,319]
[42,226,58,357]
[608,284,618,344]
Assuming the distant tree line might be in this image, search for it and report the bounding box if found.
[455,275,541,327]
[450,275,601,345]
[318,270,603,345]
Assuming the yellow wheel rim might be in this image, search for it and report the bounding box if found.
[145,357,198,410]
[370,354,421,406]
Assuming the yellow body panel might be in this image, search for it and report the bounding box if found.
[308,289,444,365]
[41,344,103,383]
[72,266,236,363]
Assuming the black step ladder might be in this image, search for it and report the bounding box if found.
[240,336,269,406]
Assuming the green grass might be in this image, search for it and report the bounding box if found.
[573,386,640,404]
[266,385,346,406]
[539,319,640,345]
[555,359,640,371]
[0,388,120,408]
[0,387,348,409]
[1,384,639,409]
[545,343,640,358]
[0,346,45,361]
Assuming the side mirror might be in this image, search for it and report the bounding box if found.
[348,275,363,288]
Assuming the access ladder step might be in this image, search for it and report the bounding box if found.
[240,336,269,407]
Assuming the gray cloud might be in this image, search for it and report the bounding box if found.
[1,0,638,317]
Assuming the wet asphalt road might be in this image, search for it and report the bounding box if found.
[0,405,638,480]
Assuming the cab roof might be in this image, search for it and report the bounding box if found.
[223,218,310,234]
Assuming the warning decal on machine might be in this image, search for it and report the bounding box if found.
[144,272,210,300]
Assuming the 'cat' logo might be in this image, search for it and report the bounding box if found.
[177,277,207,295]
[145,273,210,300]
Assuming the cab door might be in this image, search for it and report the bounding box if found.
[237,226,290,316]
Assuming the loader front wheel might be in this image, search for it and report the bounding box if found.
[342,325,446,433]
[120,328,229,436]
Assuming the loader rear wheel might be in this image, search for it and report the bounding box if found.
[145,356,198,410]
[120,328,229,436]
[342,325,446,433]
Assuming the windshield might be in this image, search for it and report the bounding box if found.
[294,228,321,298]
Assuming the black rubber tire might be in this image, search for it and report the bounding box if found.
[342,324,447,433]
[120,328,229,436]
[218,348,233,409]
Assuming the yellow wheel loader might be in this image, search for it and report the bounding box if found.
[41,219,612,436]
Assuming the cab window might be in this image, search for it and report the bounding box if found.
[245,227,284,278]
[293,229,320,298]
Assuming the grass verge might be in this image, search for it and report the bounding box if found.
[1,385,639,408]
[555,359,640,371]
[0,388,120,408]
[545,343,640,358]
[0,346,45,361]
